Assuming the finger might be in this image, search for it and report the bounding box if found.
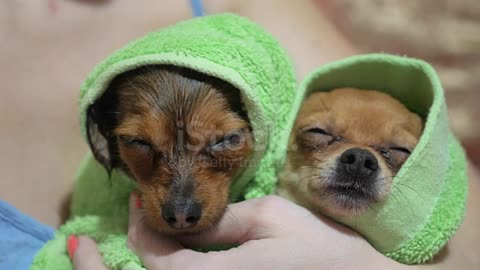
[128,191,178,254]
[179,195,291,248]
[163,239,284,270]
[128,195,296,270]
[127,192,185,269]
[72,236,108,270]
[127,191,144,229]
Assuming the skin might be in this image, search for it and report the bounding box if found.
[72,194,415,270]
[277,88,423,217]
[1,0,478,269]
[0,0,194,228]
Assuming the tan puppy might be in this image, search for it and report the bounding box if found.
[278,88,423,217]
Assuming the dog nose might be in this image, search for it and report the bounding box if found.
[162,200,202,229]
[339,148,379,176]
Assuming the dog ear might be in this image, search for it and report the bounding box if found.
[85,88,120,173]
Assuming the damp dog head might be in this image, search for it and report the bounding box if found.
[86,65,253,234]
[278,88,423,217]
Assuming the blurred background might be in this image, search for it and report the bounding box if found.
[322,0,480,166]
[0,0,479,227]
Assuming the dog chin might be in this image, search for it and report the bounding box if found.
[331,191,375,217]
[148,220,214,236]
[310,184,381,218]
[313,196,370,218]
[163,227,209,236]
[150,208,227,236]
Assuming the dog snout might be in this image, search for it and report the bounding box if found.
[162,199,202,229]
[339,148,379,177]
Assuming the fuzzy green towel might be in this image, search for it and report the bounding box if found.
[287,54,468,264]
[30,14,296,270]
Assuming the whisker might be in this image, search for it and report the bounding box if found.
[377,175,395,182]
[297,175,322,183]
[389,191,400,204]
[319,98,329,112]
[392,184,408,201]
[367,202,379,214]
[298,173,322,179]
[308,155,325,164]
[394,182,425,201]
[391,185,417,215]
[301,165,324,171]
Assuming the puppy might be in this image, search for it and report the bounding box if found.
[278,88,423,217]
[87,65,253,234]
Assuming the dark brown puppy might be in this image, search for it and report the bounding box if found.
[278,88,423,217]
[87,65,253,235]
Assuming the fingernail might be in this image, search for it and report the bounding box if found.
[67,235,79,259]
[135,195,142,209]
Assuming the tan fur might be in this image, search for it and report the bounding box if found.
[278,88,423,217]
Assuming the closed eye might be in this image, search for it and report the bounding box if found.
[210,129,245,152]
[390,147,412,155]
[119,135,153,151]
[303,127,332,136]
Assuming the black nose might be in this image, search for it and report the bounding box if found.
[162,200,202,229]
[339,148,379,177]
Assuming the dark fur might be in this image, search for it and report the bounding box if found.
[86,65,253,234]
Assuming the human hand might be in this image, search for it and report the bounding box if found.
[68,234,107,270]
[70,194,415,270]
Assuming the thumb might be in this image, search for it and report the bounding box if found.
[179,195,289,248]
[127,191,144,230]
[71,236,108,270]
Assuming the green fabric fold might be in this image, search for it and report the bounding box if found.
[292,54,468,264]
[30,13,296,270]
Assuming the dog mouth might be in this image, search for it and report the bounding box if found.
[324,183,378,212]
[151,215,218,236]
[163,225,211,236]
[152,205,228,236]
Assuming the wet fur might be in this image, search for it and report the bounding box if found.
[278,88,423,217]
[87,65,253,234]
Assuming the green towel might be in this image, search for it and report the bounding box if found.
[287,54,468,264]
[30,13,296,270]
